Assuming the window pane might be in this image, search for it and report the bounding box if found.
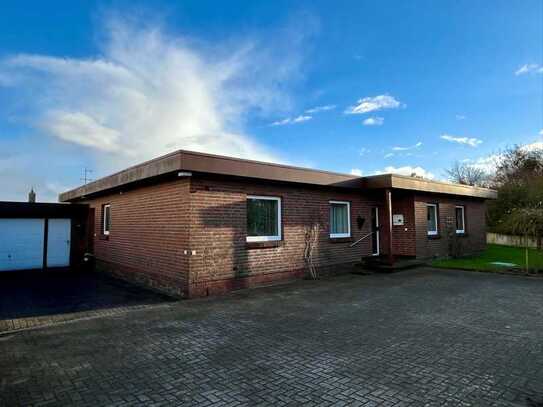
[247,199,278,237]
[331,203,349,234]
[104,206,111,232]
[427,205,437,232]
[456,207,464,231]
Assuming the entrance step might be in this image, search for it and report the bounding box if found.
[358,256,425,273]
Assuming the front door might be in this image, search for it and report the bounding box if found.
[371,207,380,256]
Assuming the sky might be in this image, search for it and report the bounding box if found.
[0,0,542,202]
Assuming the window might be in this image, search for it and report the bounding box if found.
[103,204,111,235]
[455,206,465,234]
[427,204,438,236]
[330,201,351,238]
[246,196,281,242]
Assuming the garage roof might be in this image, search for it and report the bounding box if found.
[59,149,497,202]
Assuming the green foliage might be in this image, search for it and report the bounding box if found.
[431,244,543,271]
[486,145,543,233]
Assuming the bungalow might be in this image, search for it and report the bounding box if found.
[60,150,497,298]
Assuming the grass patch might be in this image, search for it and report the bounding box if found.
[431,244,543,272]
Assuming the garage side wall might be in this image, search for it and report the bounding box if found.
[187,176,381,297]
[84,179,190,297]
[414,194,486,259]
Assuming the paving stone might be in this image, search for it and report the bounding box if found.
[2,268,543,406]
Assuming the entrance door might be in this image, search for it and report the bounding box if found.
[47,219,71,268]
[371,207,380,256]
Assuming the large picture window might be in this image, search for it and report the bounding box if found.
[455,206,465,234]
[330,201,351,238]
[427,203,438,236]
[246,196,281,242]
[103,204,111,235]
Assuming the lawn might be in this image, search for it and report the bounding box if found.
[431,244,543,272]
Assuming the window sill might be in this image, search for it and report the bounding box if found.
[99,234,110,241]
[456,232,468,237]
[427,234,441,240]
[329,237,352,243]
[246,241,282,250]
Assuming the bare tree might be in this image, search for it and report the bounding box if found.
[446,161,488,187]
[303,212,322,280]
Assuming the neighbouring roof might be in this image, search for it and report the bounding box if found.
[59,149,497,202]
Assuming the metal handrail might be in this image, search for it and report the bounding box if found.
[350,231,375,248]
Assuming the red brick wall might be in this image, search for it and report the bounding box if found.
[80,175,488,297]
[84,179,190,297]
[391,193,416,257]
[188,176,381,296]
[414,194,486,259]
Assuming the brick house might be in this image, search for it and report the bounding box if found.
[60,150,496,298]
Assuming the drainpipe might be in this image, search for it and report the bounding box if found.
[385,189,394,265]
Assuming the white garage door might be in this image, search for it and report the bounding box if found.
[47,218,71,268]
[0,219,45,271]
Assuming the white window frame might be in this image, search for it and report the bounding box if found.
[246,195,281,242]
[455,205,465,234]
[103,204,111,235]
[329,200,351,239]
[427,203,438,236]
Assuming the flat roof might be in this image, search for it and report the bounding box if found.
[59,149,497,202]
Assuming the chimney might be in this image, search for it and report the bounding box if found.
[28,188,36,203]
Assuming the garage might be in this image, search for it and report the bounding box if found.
[0,202,88,272]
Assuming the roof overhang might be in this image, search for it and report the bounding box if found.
[362,174,497,199]
[59,150,364,202]
[59,149,497,202]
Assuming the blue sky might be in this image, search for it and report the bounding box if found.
[0,0,541,201]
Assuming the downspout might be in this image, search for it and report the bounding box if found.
[385,189,394,265]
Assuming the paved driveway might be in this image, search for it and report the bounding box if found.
[2,268,543,406]
[0,270,172,332]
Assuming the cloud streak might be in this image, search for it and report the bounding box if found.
[345,95,402,114]
[515,64,543,76]
[362,116,384,126]
[305,104,335,114]
[270,115,312,126]
[392,141,422,151]
[441,134,482,147]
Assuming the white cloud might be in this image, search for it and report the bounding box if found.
[384,152,394,158]
[374,166,434,179]
[350,168,363,176]
[271,115,312,126]
[41,111,122,152]
[539,129,543,136]
[441,134,482,147]
[0,18,310,174]
[392,141,422,151]
[362,116,384,126]
[359,147,370,156]
[345,95,403,114]
[464,155,501,173]
[521,141,543,152]
[515,64,543,76]
[293,115,312,123]
[305,104,335,114]
[456,114,466,120]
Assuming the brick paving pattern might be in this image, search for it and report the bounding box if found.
[2,268,543,406]
[0,270,172,333]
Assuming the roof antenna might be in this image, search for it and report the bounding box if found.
[81,167,94,185]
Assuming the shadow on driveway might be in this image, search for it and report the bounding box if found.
[0,270,174,332]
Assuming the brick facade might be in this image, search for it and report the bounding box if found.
[82,176,487,298]
[85,179,190,297]
[187,176,382,296]
[414,193,486,259]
